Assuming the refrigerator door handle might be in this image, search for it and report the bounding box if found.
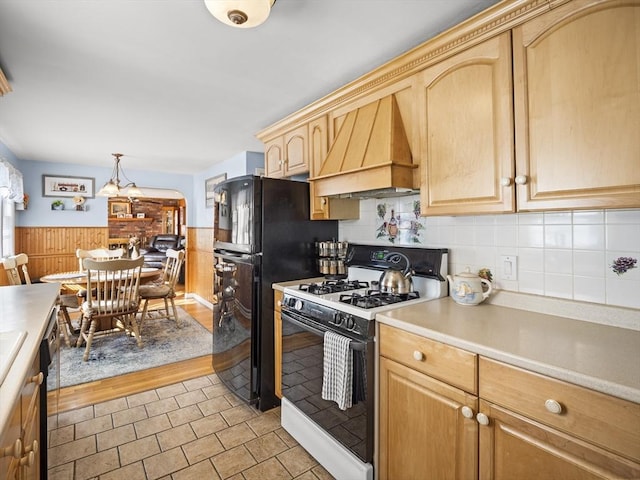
[214,250,254,262]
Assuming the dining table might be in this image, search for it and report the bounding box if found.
[40,267,162,285]
[40,267,163,345]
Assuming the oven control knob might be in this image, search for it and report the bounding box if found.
[345,316,356,330]
[333,313,344,326]
[294,300,303,311]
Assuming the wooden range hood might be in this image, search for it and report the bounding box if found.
[310,94,417,198]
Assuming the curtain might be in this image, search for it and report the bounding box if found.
[0,158,22,257]
[0,157,24,202]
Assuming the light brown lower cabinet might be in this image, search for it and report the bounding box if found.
[378,325,640,479]
[378,324,478,480]
[274,290,283,399]
[378,357,479,480]
[0,352,42,480]
[478,399,640,479]
[479,357,640,479]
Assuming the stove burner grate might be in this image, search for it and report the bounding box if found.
[339,290,420,309]
[298,280,370,295]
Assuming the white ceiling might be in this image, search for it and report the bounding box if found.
[0,0,499,174]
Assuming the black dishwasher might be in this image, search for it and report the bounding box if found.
[39,306,59,479]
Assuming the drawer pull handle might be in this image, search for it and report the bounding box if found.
[412,350,424,361]
[19,450,35,467]
[476,413,490,426]
[1,438,22,459]
[544,399,563,414]
[461,406,474,419]
[24,440,38,455]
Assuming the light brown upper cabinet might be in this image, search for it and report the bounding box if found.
[309,115,359,220]
[512,0,640,211]
[421,0,640,216]
[264,125,310,178]
[419,32,515,216]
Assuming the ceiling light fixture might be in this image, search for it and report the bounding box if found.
[97,153,144,197]
[204,0,276,28]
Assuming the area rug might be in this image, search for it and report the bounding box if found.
[49,307,211,390]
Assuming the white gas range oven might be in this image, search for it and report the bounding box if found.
[278,244,448,480]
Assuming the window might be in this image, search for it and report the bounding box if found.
[0,158,23,257]
[1,198,15,257]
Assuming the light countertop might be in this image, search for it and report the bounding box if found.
[0,283,60,434]
[273,279,640,403]
[377,296,640,403]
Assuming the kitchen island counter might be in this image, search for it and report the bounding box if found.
[377,293,640,403]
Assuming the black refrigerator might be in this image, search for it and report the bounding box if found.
[212,175,338,411]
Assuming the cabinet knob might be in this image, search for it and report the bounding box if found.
[29,372,44,386]
[19,450,35,467]
[321,198,327,205]
[24,440,38,455]
[277,300,282,307]
[1,438,22,459]
[544,399,563,414]
[412,350,424,361]
[476,412,490,426]
[461,406,474,419]
[515,175,528,185]
[500,177,512,187]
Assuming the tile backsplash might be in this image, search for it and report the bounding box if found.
[339,195,640,310]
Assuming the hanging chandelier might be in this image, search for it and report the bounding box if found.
[204,0,276,28]
[97,153,144,197]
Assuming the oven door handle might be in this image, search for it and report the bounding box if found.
[281,310,367,351]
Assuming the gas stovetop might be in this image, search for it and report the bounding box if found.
[297,280,370,295]
[282,244,449,321]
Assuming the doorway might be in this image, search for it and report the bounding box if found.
[107,197,186,253]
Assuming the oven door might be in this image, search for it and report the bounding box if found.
[280,308,374,463]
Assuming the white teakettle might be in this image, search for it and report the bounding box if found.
[447,267,492,306]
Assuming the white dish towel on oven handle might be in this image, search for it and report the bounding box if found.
[321,331,353,410]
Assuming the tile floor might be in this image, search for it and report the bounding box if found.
[47,373,335,480]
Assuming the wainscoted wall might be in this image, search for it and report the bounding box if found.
[186,227,214,305]
[5,227,110,285]
[5,226,215,306]
[339,196,640,310]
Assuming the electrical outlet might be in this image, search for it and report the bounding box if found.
[501,255,517,281]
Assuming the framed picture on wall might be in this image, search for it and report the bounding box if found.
[205,173,226,208]
[110,201,130,216]
[42,174,95,198]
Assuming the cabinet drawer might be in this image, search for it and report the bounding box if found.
[479,357,640,462]
[379,323,477,394]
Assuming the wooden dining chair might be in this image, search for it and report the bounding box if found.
[76,247,125,272]
[138,248,185,331]
[1,253,33,285]
[1,253,78,346]
[76,256,144,361]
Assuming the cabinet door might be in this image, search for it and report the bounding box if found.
[0,403,21,479]
[379,357,478,480]
[283,124,309,176]
[309,116,330,219]
[478,399,640,479]
[264,137,285,178]
[513,0,640,211]
[419,32,515,216]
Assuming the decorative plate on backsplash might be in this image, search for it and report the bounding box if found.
[375,199,425,244]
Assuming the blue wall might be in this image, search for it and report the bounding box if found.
[2,141,264,228]
[191,151,264,228]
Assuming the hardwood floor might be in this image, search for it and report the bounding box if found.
[49,291,215,415]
